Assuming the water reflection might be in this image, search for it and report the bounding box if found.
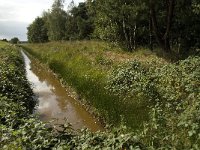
[21,51,102,132]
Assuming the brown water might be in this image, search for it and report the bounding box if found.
[21,51,102,132]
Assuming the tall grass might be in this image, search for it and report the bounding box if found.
[0,42,145,150]
[21,41,165,129]
[0,41,7,48]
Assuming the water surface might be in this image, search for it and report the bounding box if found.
[21,51,102,132]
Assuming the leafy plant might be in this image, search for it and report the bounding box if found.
[107,56,200,149]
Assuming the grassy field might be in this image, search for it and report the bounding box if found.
[0,41,8,48]
[22,41,167,130]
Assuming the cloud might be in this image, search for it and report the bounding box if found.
[0,0,52,23]
[0,0,84,41]
[0,21,27,41]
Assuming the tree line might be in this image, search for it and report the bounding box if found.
[27,0,200,57]
[1,37,20,44]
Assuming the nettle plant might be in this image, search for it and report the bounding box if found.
[1,45,147,149]
[144,57,200,149]
[106,61,150,103]
[107,56,200,148]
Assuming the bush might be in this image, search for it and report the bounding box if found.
[106,61,149,102]
[10,37,20,44]
[107,56,200,149]
[143,57,200,149]
[0,44,146,149]
[20,42,200,148]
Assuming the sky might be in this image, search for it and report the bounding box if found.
[0,0,84,41]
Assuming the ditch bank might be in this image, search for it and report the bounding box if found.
[21,50,102,131]
[21,43,149,130]
[0,43,144,149]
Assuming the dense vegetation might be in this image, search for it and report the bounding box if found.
[108,56,200,148]
[10,37,20,44]
[22,41,200,149]
[27,0,200,58]
[1,0,200,149]
[0,41,145,149]
[22,41,153,129]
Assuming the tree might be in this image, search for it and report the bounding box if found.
[10,37,19,44]
[27,17,48,43]
[47,0,67,41]
[2,39,8,42]
[65,14,79,40]
[93,0,148,51]
[27,0,200,57]
[65,2,94,40]
[172,0,200,56]
[192,0,200,15]
[149,0,175,53]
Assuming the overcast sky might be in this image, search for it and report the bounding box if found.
[0,0,84,41]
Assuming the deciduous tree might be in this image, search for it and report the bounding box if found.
[47,0,67,41]
[10,37,19,44]
[27,17,48,43]
[149,0,175,53]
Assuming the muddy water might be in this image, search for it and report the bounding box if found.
[21,51,102,132]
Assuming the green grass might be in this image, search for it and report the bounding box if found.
[21,41,167,130]
[0,43,145,150]
[1,41,199,149]
[0,41,8,48]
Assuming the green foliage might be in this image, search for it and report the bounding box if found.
[107,56,200,148]
[10,37,19,44]
[65,2,94,40]
[27,17,48,43]
[192,0,200,14]
[26,0,200,57]
[0,46,35,112]
[106,61,148,100]
[4,40,198,149]
[22,41,156,129]
[47,0,67,41]
[142,57,200,149]
[93,0,148,51]
[0,44,146,149]
[172,0,200,56]
[0,45,67,149]
[61,127,145,149]
[1,39,8,42]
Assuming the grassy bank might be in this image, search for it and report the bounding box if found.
[21,41,166,129]
[0,41,144,149]
[1,41,199,149]
[22,41,200,149]
[0,42,56,149]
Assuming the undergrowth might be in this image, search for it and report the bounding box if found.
[0,42,145,149]
[18,41,200,149]
[107,56,200,149]
[21,41,153,129]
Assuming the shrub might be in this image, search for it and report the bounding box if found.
[106,61,149,102]
[0,44,146,149]
[107,56,200,148]
[10,37,20,44]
